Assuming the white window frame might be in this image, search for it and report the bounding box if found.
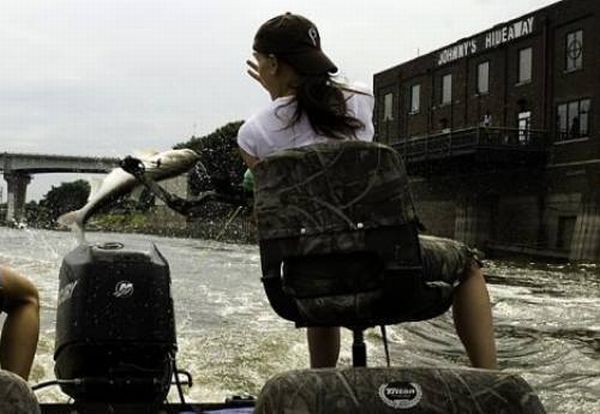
[441,74,452,105]
[556,98,590,141]
[383,93,394,121]
[410,84,420,113]
[477,61,490,94]
[518,47,532,84]
[565,30,583,72]
[518,111,531,143]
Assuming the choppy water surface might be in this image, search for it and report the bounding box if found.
[0,227,598,413]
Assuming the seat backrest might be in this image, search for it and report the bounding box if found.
[253,141,452,328]
[254,141,418,251]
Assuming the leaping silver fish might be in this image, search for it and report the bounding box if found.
[57,148,201,236]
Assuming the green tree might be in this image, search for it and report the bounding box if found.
[39,179,90,221]
[24,200,52,228]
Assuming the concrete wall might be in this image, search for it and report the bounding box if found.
[494,195,542,246]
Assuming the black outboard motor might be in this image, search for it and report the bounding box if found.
[54,241,177,403]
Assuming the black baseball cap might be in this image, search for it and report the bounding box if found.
[253,12,338,75]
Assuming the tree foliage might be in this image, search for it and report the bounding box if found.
[39,179,91,221]
[174,121,245,194]
[32,178,153,226]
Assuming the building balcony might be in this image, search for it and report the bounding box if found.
[390,127,548,174]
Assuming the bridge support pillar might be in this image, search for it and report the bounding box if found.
[454,195,493,250]
[569,169,600,262]
[4,172,32,223]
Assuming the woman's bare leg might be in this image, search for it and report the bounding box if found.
[452,264,497,369]
[307,326,340,368]
[0,267,40,380]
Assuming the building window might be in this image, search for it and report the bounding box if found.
[477,61,490,94]
[557,99,590,140]
[441,74,452,104]
[518,111,531,143]
[383,93,394,121]
[518,47,532,83]
[410,84,420,113]
[565,30,583,72]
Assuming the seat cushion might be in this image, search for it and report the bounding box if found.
[0,370,41,414]
[255,367,546,414]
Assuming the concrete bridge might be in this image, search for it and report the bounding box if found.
[0,152,119,222]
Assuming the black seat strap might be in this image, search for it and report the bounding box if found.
[380,325,391,367]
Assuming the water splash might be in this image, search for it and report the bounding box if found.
[0,228,597,413]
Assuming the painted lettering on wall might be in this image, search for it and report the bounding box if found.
[437,16,535,66]
[438,40,478,66]
[485,17,535,49]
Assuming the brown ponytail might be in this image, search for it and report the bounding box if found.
[282,74,365,140]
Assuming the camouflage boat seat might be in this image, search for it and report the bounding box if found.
[253,141,451,331]
[253,141,547,413]
[0,370,41,414]
[255,367,546,414]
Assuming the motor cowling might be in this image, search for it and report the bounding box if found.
[54,241,177,403]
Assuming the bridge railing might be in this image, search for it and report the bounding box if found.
[1,152,120,173]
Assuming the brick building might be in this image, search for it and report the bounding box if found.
[374,0,599,261]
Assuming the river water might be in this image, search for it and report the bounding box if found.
[0,226,598,413]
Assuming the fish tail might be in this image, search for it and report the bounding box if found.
[75,227,87,245]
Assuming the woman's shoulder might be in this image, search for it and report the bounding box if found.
[238,106,271,138]
[238,97,296,157]
[243,97,294,129]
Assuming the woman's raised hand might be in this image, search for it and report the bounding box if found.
[246,58,268,91]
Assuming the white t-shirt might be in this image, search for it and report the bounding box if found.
[237,83,375,160]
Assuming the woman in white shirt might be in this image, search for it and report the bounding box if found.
[237,13,374,166]
[237,13,376,369]
[238,12,496,370]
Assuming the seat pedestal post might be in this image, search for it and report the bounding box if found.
[352,328,367,367]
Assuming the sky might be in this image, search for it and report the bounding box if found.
[1,0,560,200]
